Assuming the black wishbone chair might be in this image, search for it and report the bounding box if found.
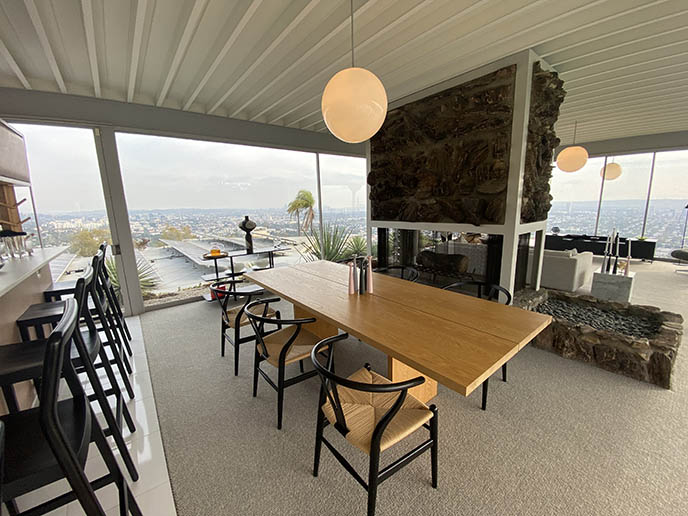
[311,334,438,516]
[442,279,513,411]
[373,265,419,282]
[244,298,323,430]
[209,278,280,375]
[0,299,142,515]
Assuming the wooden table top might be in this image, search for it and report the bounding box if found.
[246,261,551,396]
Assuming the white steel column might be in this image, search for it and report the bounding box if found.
[92,127,144,315]
[315,152,325,247]
[530,229,546,290]
[500,50,535,294]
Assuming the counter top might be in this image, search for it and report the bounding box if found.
[0,247,67,298]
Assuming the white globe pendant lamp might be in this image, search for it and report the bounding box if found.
[321,0,387,144]
[600,161,622,181]
[556,121,588,172]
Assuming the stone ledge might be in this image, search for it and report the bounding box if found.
[515,289,683,389]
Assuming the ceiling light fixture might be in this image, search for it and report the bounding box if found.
[321,0,388,144]
[556,121,589,172]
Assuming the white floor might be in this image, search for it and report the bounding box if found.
[3,317,177,516]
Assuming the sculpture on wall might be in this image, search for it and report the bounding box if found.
[369,62,565,226]
[521,62,566,223]
[369,65,516,225]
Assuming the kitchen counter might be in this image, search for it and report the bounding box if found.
[0,246,67,298]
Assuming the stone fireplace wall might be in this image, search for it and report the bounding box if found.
[522,63,566,223]
[369,62,565,226]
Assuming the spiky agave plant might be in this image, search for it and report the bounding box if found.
[345,235,367,258]
[105,256,160,301]
[301,224,352,262]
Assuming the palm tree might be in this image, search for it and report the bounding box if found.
[287,190,316,236]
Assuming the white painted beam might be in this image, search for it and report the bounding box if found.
[563,79,688,106]
[550,25,688,67]
[0,39,31,89]
[209,0,320,115]
[156,0,209,107]
[80,0,100,97]
[565,68,688,94]
[233,0,383,118]
[183,0,262,111]
[0,87,366,157]
[128,0,147,103]
[24,0,65,93]
[538,2,686,58]
[262,0,448,124]
[556,131,688,157]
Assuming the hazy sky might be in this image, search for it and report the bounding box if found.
[550,149,688,202]
[13,123,367,213]
[12,122,687,214]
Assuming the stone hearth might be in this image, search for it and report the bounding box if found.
[515,289,683,389]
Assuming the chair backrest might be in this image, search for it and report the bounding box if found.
[38,297,100,514]
[374,265,419,282]
[209,278,258,309]
[311,334,424,442]
[442,279,512,305]
[244,298,314,362]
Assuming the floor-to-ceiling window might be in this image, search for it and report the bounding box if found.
[318,153,368,258]
[548,156,605,235]
[644,150,688,257]
[115,132,329,306]
[596,153,653,238]
[549,148,688,258]
[10,123,111,280]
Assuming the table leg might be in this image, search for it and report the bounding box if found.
[388,357,438,404]
[213,259,220,281]
[293,306,339,340]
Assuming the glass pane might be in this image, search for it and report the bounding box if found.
[644,150,688,258]
[318,154,367,261]
[10,123,111,281]
[548,156,606,235]
[115,132,319,307]
[596,153,653,240]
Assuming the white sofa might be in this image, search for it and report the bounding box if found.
[527,249,594,292]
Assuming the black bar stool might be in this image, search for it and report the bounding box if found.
[1,298,143,515]
[17,250,135,399]
[209,279,281,375]
[44,245,133,357]
[442,279,512,410]
[0,266,139,480]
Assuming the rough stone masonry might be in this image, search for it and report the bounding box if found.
[516,289,683,389]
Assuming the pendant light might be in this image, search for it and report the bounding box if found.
[556,121,589,172]
[600,160,622,181]
[321,0,388,144]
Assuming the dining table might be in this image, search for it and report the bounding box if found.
[245,260,551,403]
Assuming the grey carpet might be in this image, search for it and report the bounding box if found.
[141,273,688,516]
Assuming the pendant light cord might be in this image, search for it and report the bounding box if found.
[573,120,578,145]
[350,0,355,68]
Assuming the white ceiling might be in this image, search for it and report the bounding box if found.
[0,0,686,146]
